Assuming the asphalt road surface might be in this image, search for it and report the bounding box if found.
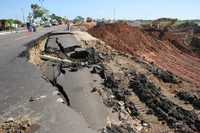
[0,26,107,133]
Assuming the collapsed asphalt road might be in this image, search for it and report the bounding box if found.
[0,29,108,133]
[38,33,108,130]
[2,25,199,133]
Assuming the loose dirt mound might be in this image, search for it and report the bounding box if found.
[88,23,200,86]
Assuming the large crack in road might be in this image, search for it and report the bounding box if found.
[24,32,108,131]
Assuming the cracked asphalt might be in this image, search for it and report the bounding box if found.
[0,26,108,133]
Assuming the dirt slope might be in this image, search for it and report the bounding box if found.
[88,23,200,86]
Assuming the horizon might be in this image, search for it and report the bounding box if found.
[0,0,199,21]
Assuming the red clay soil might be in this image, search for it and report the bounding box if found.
[148,31,194,54]
[148,30,200,58]
[88,23,200,86]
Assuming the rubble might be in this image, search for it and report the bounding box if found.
[102,123,136,133]
[63,45,81,53]
[0,118,34,133]
[91,65,106,79]
[124,100,140,117]
[29,33,107,109]
[93,67,140,118]
[66,47,102,65]
[191,37,200,56]
[145,63,178,83]
[129,73,200,132]
[175,91,200,109]
[103,73,119,90]
[41,33,105,75]
[68,48,90,59]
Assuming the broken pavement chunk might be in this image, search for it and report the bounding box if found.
[40,54,72,64]
[64,45,81,53]
[104,74,119,89]
[68,47,102,64]
[91,65,106,78]
[69,48,89,59]
[56,98,65,103]
[91,65,103,73]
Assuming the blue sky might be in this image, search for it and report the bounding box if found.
[0,0,200,21]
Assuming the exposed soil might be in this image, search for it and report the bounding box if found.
[75,31,175,133]
[8,25,200,133]
[88,23,200,87]
[0,118,39,133]
[75,29,200,132]
[28,38,46,66]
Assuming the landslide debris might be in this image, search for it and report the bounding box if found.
[175,91,200,109]
[0,118,38,133]
[145,63,178,84]
[74,23,200,132]
[75,31,177,133]
[129,73,200,132]
[191,37,200,56]
[102,123,135,133]
[142,19,200,58]
[88,23,200,86]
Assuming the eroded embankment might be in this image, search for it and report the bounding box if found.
[88,23,200,86]
[74,30,200,133]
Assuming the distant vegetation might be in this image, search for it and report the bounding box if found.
[31,4,49,19]
[28,4,68,26]
[0,19,23,31]
[73,16,85,24]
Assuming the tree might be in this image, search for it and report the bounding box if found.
[13,19,23,25]
[31,4,48,19]
[86,17,93,23]
[50,13,64,24]
[73,16,84,24]
[50,14,62,22]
